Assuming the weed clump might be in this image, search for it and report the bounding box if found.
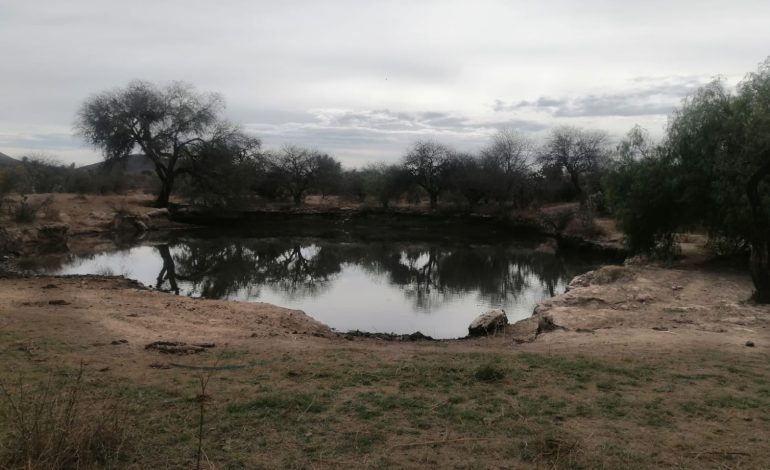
[474,363,506,383]
[0,364,132,469]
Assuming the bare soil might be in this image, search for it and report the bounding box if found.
[1,194,768,469]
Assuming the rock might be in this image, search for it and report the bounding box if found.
[110,212,151,233]
[567,265,629,290]
[145,341,208,354]
[537,315,564,334]
[535,238,558,254]
[468,309,508,336]
[146,208,169,218]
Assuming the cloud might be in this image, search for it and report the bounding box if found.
[495,76,710,117]
[242,108,547,167]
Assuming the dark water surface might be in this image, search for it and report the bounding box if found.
[23,232,609,338]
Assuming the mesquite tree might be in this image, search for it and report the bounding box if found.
[665,60,770,302]
[77,80,258,207]
[538,126,608,202]
[403,140,455,209]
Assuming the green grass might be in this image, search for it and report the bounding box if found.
[2,337,769,469]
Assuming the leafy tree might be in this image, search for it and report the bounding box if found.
[608,58,770,302]
[76,80,258,207]
[340,169,367,202]
[362,164,410,208]
[183,130,262,208]
[538,126,608,202]
[665,61,770,301]
[604,128,683,255]
[403,140,456,209]
[313,154,343,199]
[448,153,488,209]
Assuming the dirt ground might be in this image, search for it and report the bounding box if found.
[2,260,769,469]
[1,194,768,468]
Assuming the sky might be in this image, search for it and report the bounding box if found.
[1,0,769,168]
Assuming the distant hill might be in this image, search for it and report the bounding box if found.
[79,154,156,174]
[0,152,21,166]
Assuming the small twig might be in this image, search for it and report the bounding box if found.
[688,451,750,456]
[297,396,317,422]
[386,436,502,452]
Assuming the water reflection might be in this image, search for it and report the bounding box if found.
[153,237,573,310]
[30,235,605,338]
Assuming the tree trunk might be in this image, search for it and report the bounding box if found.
[155,176,173,208]
[746,162,770,303]
[293,192,303,206]
[750,232,770,303]
[429,192,438,209]
[568,170,585,205]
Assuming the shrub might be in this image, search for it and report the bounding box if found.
[474,363,506,383]
[0,365,132,469]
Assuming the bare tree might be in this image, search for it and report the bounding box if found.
[269,145,329,206]
[76,80,258,207]
[403,140,455,209]
[538,126,608,201]
[480,129,534,203]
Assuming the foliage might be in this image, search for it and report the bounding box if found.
[181,131,262,208]
[361,164,410,208]
[480,128,535,206]
[76,80,259,207]
[604,127,684,255]
[402,140,456,209]
[607,58,770,299]
[538,126,609,201]
[0,366,131,469]
[313,154,343,198]
[267,145,326,205]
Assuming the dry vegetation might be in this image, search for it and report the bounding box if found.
[1,263,768,469]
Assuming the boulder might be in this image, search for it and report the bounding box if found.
[146,208,169,218]
[468,309,508,337]
[110,212,151,233]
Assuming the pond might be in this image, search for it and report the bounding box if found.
[22,232,610,339]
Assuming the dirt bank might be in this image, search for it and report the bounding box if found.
[2,194,769,468]
[2,262,769,468]
[3,261,767,359]
[0,193,188,259]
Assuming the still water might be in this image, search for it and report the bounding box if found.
[25,234,606,338]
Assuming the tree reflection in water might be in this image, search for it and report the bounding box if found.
[153,236,580,311]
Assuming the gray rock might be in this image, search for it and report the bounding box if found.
[468,309,508,337]
[146,208,169,218]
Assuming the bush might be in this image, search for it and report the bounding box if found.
[12,195,37,223]
[604,154,682,256]
[11,195,53,223]
[0,365,131,469]
[474,363,506,383]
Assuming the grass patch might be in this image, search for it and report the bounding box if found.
[474,363,506,383]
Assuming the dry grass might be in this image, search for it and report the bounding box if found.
[0,364,131,470]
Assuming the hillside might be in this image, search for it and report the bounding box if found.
[0,151,20,166]
[78,154,156,174]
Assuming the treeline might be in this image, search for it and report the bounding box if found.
[1,130,609,214]
[6,57,770,302]
[0,156,155,197]
[179,126,608,211]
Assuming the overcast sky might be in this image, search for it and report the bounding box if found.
[1,0,768,167]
